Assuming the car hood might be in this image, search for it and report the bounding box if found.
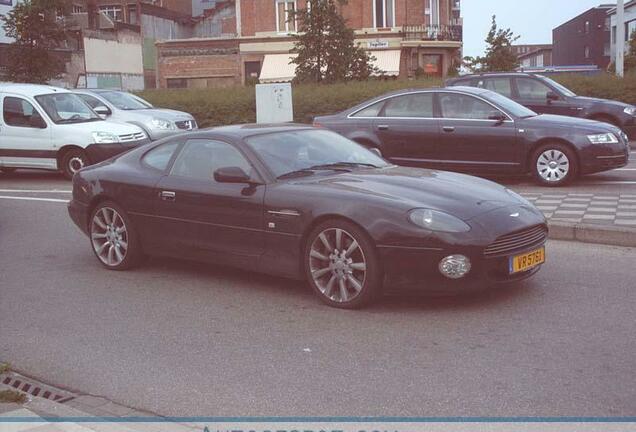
[295,166,531,221]
[521,114,620,133]
[126,108,195,122]
[572,95,632,109]
[57,119,144,135]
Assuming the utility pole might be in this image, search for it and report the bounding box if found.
[617,0,625,77]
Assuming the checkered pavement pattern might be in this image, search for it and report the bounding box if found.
[519,192,636,227]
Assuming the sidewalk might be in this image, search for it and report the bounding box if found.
[0,373,197,432]
[520,192,636,227]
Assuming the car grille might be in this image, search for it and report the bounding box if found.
[118,132,147,142]
[175,120,197,130]
[483,224,548,257]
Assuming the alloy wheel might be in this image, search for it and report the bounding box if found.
[536,149,570,183]
[91,207,128,267]
[309,228,367,303]
[68,156,85,174]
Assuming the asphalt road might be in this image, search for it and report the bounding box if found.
[1,177,636,417]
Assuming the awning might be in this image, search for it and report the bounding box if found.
[259,54,298,83]
[369,49,401,76]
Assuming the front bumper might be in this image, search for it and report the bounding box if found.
[85,139,150,163]
[579,138,630,175]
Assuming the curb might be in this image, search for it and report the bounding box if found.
[548,221,636,247]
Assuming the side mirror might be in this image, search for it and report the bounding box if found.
[488,112,507,124]
[29,115,47,129]
[546,91,560,102]
[213,166,252,184]
[94,106,111,117]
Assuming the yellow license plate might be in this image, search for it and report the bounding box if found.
[509,247,545,274]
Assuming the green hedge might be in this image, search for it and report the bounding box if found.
[138,73,636,128]
[138,78,441,128]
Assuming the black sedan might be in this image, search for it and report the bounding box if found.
[313,86,630,186]
[68,125,547,309]
[447,72,636,138]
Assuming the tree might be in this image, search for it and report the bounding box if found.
[290,0,378,83]
[0,0,71,83]
[624,30,636,72]
[463,15,520,73]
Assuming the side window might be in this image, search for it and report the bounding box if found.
[478,78,513,98]
[170,139,253,182]
[516,78,552,100]
[142,141,180,171]
[352,101,385,117]
[439,93,502,120]
[383,93,434,118]
[3,97,45,128]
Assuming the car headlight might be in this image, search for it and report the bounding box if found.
[587,133,618,144]
[408,209,471,233]
[92,131,119,144]
[624,106,636,116]
[151,118,176,130]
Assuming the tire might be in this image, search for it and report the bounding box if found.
[531,143,578,187]
[60,148,89,180]
[304,219,381,309]
[89,201,144,270]
[0,167,17,174]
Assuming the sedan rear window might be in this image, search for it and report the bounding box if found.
[142,142,180,171]
[351,101,384,118]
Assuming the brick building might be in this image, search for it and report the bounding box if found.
[156,0,463,88]
[512,44,553,69]
[552,4,613,69]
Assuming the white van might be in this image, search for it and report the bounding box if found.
[0,84,149,179]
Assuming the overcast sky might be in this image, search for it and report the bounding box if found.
[462,0,613,57]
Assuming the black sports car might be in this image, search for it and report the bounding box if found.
[313,86,630,186]
[68,124,548,308]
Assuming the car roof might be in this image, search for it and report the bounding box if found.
[449,72,539,81]
[208,123,315,139]
[0,83,71,98]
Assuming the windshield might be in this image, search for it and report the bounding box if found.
[482,90,538,118]
[98,91,152,110]
[35,93,101,124]
[538,76,577,97]
[246,129,390,178]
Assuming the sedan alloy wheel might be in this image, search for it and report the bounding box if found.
[532,144,577,186]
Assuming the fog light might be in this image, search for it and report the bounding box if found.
[439,255,471,279]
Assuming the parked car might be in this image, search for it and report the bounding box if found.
[446,72,636,138]
[313,86,630,186]
[68,124,547,309]
[74,89,197,141]
[0,83,148,179]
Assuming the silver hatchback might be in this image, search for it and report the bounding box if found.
[74,89,197,141]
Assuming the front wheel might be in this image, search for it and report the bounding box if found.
[531,143,578,187]
[60,149,89,180]
[304,219,381,309]
[89,201,143,270]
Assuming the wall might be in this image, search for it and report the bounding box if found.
[83,29,144,90]
[609,4,636,63]
[554,7,611,69]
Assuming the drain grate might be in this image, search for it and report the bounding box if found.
[1,373,75,403]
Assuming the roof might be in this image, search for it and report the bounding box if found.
[0,83,70,98]
[607,1,636,15]
[518,47,553,60]
[206,123,315,138]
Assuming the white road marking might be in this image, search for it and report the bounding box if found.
[578,181,636,185]
[0,189,71,193]
[0,195,69,203]
[615,168,636,171]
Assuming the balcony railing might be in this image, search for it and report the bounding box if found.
[402,24,463,42]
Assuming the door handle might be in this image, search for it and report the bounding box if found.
[160,190,176,202]
[442,126,455,133]
[377,125,389,131]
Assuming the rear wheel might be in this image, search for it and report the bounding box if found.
[60,148,89,180]
[304,219,381,309]
[531,143,578,187]
[89,201,143,270]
